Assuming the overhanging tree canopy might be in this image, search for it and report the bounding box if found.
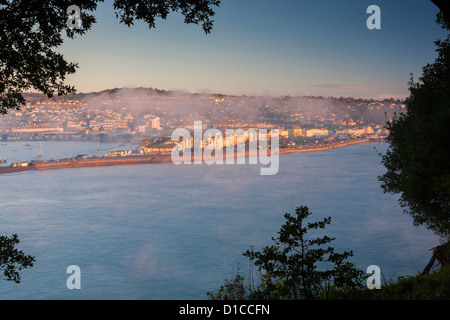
[0,0,220,114]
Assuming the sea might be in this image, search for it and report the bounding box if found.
[0,140,439,300]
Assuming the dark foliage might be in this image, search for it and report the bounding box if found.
[0,0,220,114]
[378,12,450,238]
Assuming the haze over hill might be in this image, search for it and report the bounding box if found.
[22,87,404,127]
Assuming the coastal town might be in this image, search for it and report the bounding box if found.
[0,88,398,170]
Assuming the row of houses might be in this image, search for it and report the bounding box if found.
[137,128,275,155]
[279,125,384,138]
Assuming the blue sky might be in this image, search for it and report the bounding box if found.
[59,0,447,99]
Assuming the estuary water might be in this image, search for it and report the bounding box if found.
[0,141,439,299]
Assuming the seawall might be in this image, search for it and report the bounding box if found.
[0,139,377,175]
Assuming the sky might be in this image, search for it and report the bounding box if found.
[58,0,448,99]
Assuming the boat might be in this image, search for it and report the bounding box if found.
[35,142,44,159]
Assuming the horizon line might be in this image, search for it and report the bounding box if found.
[23,86,408,101]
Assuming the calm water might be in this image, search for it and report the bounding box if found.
[0,141,438,300]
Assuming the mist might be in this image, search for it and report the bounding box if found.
[77,87,404,131]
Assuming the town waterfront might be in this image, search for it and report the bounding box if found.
[0,141,438,299]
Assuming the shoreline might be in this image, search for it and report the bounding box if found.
[0,138,379,175]
[278,138,372,154]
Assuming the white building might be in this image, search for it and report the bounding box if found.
[305,128,329,137]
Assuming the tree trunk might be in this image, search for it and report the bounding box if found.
[422,243,449,275]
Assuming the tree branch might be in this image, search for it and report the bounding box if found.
[430,0,450,19]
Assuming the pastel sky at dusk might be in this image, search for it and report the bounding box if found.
[59,0,447,99]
